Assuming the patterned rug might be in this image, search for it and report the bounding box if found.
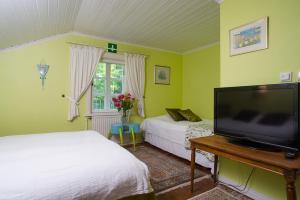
[188,187,239,200]
[126,143,207,192]
[218,185,253,200]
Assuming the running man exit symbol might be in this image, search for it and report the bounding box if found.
[108,43,117,53]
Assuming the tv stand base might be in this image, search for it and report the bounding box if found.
[285,151,298,159]
[228,138,281,152]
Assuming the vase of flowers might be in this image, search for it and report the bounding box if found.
[112,93,135,124]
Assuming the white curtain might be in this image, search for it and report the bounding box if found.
[68,45,104,121]
[124,53,146,117]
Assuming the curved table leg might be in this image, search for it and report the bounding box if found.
[284,170,296,200]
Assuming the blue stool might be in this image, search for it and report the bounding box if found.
[110,123,140,150]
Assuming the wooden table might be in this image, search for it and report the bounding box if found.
[190,135,300,200]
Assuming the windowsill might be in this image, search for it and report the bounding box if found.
[85,110,121,117]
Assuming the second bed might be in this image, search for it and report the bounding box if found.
[141,115,214,171]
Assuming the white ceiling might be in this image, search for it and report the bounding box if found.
[0,0,220,53]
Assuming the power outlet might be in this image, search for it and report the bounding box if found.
[297,72,300,81]
[280,72,292,82]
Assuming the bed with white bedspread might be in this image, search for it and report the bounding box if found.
[141,115,214,171]
[0,130,152,200]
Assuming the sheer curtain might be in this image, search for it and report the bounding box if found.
[68,45,104,121]
[124,53,146,117]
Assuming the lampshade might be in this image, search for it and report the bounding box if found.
[36,64,49,89]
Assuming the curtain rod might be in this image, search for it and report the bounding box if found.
[66,42,150,57]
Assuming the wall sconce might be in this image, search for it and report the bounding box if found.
[36,63,49,89]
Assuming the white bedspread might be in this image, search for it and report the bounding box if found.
[141,115,214,170]
[0,131,152,200]
[141,115,192,145]
[141,115,213,146]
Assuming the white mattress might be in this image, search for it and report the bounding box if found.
[0,131,152,200]
[141,115,214,170]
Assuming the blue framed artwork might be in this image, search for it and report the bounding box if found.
[154,65,170,85]
[230,17,268,56]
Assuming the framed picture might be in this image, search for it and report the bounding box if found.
[230,17,268,56]
[154,65,170,85]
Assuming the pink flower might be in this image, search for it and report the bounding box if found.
[112,97,118,103]
[118,94,125,100]
[115,102,122,108]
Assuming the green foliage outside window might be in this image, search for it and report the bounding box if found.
[92,62,124,110]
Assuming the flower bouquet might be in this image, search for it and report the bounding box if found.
[112,93,135,124]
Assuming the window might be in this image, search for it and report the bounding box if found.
[92,62,124,111]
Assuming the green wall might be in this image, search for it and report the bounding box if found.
[220,0,300,199]
[221,0,300,86]
[182,45,220,119]
[2,1,298,197]
[0,34,182,135]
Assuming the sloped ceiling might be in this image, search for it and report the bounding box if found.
[0,0,220,53]
[0,0,82,49]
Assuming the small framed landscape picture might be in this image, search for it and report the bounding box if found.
[230,17,268,56]
[154,65,170,85]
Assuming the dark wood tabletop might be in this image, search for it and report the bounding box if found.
[190,135,300,170]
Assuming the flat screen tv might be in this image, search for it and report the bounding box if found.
[214,83,300,156]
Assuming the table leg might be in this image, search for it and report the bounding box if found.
[214,155,219,184]
[191,145,196,193]
[119,128,123,145]
[284,170,296,200]
[130,128,136,151]
[108,131,112,139]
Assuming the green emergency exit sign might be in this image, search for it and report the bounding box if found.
[108,43,117,53]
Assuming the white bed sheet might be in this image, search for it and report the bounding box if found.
[141,115,214,170]
[0,131,152,200]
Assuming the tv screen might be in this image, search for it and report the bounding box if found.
[214,83,299,152]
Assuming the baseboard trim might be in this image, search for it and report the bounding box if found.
[218,176,274,200]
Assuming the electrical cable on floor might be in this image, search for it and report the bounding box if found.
[217,168,255,192]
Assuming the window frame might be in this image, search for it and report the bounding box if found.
[86,53,125,116]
